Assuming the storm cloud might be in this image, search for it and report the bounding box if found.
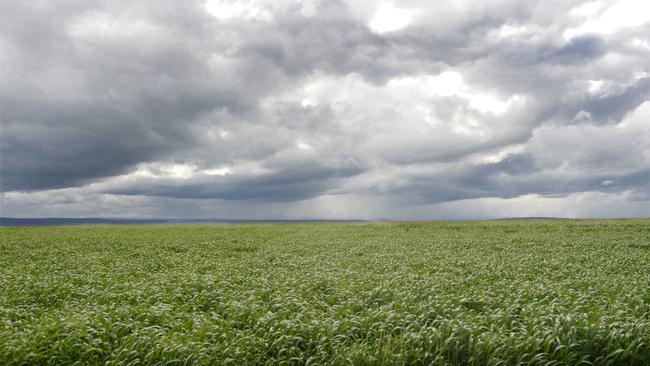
[1,0,649,219]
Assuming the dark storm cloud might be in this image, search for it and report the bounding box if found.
[1,0,649,217]
[374,155,649,204]
[550,35,606,64]
[577,77,650,123]
[236,3,395,82]
[105,159,363,201]
[1,0,246,190]
[0,0,397,193]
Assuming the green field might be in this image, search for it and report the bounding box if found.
[1,220,649,365]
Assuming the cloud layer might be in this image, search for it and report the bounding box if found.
[1,0,649,218]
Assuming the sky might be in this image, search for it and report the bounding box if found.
[1,0,649,220]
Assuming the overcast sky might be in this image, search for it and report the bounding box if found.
[1,0,649,219]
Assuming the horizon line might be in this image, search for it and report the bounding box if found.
[2,216,648,227]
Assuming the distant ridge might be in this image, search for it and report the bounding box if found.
[0,217,367,226]
[495,217,566,220]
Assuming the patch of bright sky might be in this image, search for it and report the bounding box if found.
[617,101,650,129]
[296,141,313,150]
[204,0,273,21]
[467,144,527,164]
[564,0,650,39]
[368,2,411,33]
[151,164,195,179]
[128,163,232,180]
[428,191,650,220]
[634,70,649,79]
[600,52,624,65]
[489,23,530,40]
[587,79,604,95]
[204,0,317,21]
[67,13,160,39]
[387,71,465,97]
[572,110,592,123]
[203,167,234,176]
[203,128,229,140]
[388,72,524,115]
[570,1,606,17]
[470,94,523,115]
[630,38,650,50]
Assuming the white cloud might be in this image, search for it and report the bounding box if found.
[564,0,650,39]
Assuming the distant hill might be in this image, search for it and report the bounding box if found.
[0,217,366,226]
[495,217,567,220]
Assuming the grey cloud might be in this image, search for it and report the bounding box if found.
[1,0,284,191]
[104,159,364,201]
[1,0,649,218]
[374,155,648,204]
[238,3,394,82]
[578,77,650,123]
[550,35,606,64]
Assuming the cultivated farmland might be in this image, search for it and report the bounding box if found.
[1,220,649,365]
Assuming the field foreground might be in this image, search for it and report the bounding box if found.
[1,220,649,365]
